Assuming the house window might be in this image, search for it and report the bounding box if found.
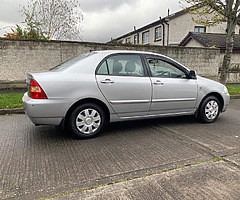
[194,26,206,33]
[125,37,131,43]
[117,39,123,44]
[155,26,162,41]
[142,31,150,44]
[134,35,138,44]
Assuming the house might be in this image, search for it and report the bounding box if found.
[110,7,240,46]
[179,31,240,78]
[179,32,240,52]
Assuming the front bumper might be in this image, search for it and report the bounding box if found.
[222,92,230,112]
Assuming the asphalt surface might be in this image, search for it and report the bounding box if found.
[0,100,240,200]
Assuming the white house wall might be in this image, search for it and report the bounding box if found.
[168,12,229,46]
[121,27,163,45]
[183,39,203,48]
[117,10,240,46]
[168,13,199,46]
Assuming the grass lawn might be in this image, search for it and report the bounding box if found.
[0,93,23,109]
[227,85,240,95]
[0,85,239,109]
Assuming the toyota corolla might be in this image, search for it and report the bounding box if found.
[23,50,230,139]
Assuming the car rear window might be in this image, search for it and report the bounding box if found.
[50,52,95,71]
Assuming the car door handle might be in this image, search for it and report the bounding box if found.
[153,80,164,85]
[100,79,114,84]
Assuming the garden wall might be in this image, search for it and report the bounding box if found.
[0,38,239,83]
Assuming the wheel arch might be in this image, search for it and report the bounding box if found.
[196,92,224,117]
[65,98,110,124]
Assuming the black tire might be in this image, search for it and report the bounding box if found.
[68,103,105,139]
[198,96,220,123]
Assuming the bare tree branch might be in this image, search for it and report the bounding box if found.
[23,0,83,41]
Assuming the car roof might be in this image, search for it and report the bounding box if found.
[92,50,186,69]
[92,50,162,56]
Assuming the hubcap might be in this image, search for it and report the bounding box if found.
[76,108,101,134]
[205,100,219,120]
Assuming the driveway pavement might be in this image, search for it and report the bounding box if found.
[55,161,240,200]
[0,100,239,200]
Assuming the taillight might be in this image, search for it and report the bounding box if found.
[29,79,48,99]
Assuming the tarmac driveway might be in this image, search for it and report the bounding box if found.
[0,100,239,199]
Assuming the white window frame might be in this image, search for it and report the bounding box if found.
[142,31,150,45]
[134,35,138,45]
[194,26,206,33]
[155,26,162,41]
[125,37,131,44]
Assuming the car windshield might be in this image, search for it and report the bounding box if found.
[50,52,95,71]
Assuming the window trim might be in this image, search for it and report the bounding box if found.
[125,37,131,44]
[134,34,138,45]
[96,53,148,77]
[143,54,190,78]
[154,26,162,41]
[142,31,150,45]
[194,26,206,33]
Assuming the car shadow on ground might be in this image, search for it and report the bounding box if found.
[32,115,197,141]
[106,115,196,132]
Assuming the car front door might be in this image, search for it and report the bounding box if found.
[146,56,198,115]
[96,54,152,118]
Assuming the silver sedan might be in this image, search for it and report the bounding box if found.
[23,50,230,139]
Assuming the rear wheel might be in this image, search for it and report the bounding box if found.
[198,96,220,123]
[68,103,105,139]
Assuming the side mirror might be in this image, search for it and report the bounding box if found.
[188,70,197,79]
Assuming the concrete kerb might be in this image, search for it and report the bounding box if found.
[230,95,240,99]
[0,81,26,90]
[0,108,25,115]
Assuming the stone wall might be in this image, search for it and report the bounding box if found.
[0,38,238,83]
[219,53,240,83]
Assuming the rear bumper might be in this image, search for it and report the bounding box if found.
[22,92,67,125]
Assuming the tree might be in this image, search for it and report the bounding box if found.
[180,0,240,85]
[4,24,48,40]
[4,2,48,40]
[22,0,83,41]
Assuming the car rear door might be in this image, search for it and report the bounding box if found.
[145,55,198,115]
[96,54,152,118]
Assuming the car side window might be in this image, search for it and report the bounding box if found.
[97,54,145,77]
[147,58,186,78]
[97,61,109,74]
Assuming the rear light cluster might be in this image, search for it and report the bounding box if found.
[29,79,48,99]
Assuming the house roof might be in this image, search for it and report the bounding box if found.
[110,4,240,44]
[179,32,240,50]
[110,8,189,42]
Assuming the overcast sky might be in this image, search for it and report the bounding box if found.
[0,0,183,42]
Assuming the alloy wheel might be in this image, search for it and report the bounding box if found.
[75,108,101,134]
[204,100,219,120]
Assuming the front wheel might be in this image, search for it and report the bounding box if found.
[198,96,220,123]
[68,103,105,139]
